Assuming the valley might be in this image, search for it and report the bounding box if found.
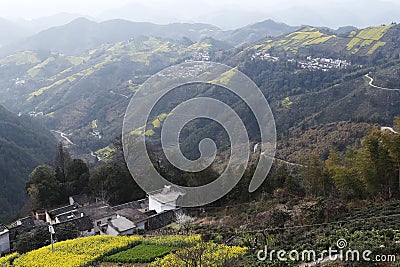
[0,14,400,267]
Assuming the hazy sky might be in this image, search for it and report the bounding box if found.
[0,0,399,29]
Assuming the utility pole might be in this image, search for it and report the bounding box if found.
[49,225,55,253]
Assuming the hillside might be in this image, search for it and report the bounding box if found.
[0,18,229,56]
[216,19,300,46]
[0,36,230,160]
[0,23,399,163]
[0,17,300,56]
[0,22,399,223]
[245,23,400,61]
[0,18,30,48]
[0,105,56,223]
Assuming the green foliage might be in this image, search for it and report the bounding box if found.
[105,244,176,263]
[281,97,293,109]
[14,226,51,254]
[0,253,19,267]
[0,105,56,223]
[26,145,90,209]
[54,222,79,242]
[26,165,63,208]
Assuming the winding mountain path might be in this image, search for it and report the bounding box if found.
[365,74,400,91]
[261,152,305,167]
[110,90,130,99]
[51,130,75,145]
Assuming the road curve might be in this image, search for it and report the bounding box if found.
[365,74,400,91]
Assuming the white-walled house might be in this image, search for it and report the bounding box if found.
[148,185,186,213]
[103,216,136,236]
[0,225,10,256]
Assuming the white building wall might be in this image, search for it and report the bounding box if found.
[149,196,177,213]
[0,232,10,255]
[149,196,163,213]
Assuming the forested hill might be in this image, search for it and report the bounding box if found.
[0,104,56,223]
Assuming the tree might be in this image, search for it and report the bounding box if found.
[357,131,397,198]
[89,162,145,205]
[54,222,79,241]
[65,159,90,197]
[26,165,62,209]
[175,213,195,235]
[14,226,51,254]
[54,143,71,185]
[302,154,331,197]
[326,148,365,199]
[380,118,400,197]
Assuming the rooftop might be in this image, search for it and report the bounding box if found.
[115,208,149,223]
[112,199,148,211]
[54,216,93,232]
[0,224,8,235]
[148,185,186,204]
[48,205,77,218]
[109,217,136,233]
[78,201,116,221]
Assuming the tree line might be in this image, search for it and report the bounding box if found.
[26,138,145,210]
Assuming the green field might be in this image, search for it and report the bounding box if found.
[105,244,176,263]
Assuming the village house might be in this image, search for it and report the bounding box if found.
[148,185,186,213]
[8,186,188,247]
[78,201,117,235]
[102,216,136,236]
[53,216,94,237]
[0,225,10,255]
[46,205,78,224]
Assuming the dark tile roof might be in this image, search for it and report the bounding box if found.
[48,205,77,218]
[115,208,149,223]
[56,213,78,223]
[17,216,35,229]
[78,201,116,221]
[144,210,157,216]
[112,199,148,211]
[54,216,93,232]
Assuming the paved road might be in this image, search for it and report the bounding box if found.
[365,74,400,91]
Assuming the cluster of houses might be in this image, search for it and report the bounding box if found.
[251,52,279,62]
[190,51,210,61]
[251,52,352,71]
[0,185,186,256]
[297,56,351,71]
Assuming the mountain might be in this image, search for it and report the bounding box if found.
[98,0,400,30]
[0,35,232,162]
[0,18,223,56]
[0,17,300,56]
[0,105,56,223]
[0,18,30,48]
[216,19,300,46]
[265,0,400,29]
[0,22,400,170]
[16,13,91,33]
[0,22,398,224]
[245,23,400,60]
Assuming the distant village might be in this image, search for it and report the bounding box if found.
[0,185,186,255]
[251,52,352,71]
